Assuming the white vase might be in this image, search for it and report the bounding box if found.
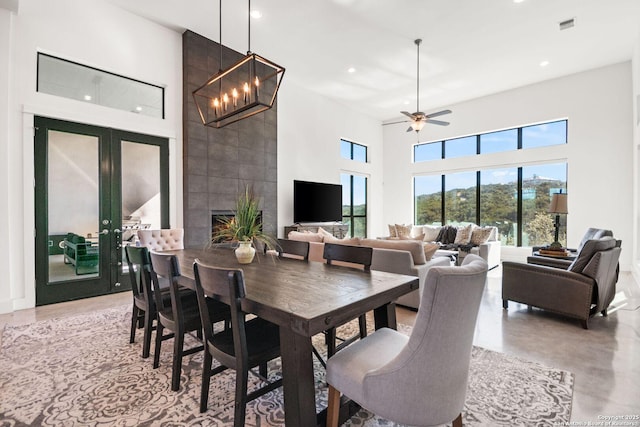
[235,240,256,264]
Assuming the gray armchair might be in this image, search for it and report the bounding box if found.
[325,255,488,427]
[503,236,621,329]
[528,227,613,269]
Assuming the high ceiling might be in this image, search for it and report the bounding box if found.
[105,0,640,122]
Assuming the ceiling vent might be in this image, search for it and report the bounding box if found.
[559,18,575,31]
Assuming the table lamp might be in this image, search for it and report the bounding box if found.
[548,190,568,249]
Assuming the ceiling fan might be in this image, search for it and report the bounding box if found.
[385,39,452,133]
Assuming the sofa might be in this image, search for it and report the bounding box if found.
[288,229,451,309]
[385,223,501,270]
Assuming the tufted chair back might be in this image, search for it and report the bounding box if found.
[137,229,184,251]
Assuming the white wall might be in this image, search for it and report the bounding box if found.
[383,62,634,270]
[0,0,183,312]
[632,34,640,282]
[277,80,385,238]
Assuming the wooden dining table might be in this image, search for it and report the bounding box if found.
[165,246,419,427]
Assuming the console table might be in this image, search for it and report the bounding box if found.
[284,223,349,238]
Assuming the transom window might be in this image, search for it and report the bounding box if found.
[340,139,367,162]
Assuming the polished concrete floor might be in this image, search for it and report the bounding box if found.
[1,266,639,423]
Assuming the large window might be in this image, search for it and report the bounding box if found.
[414,119,567,162]
[414,162,567,247]
[341,173,367,237]
[340,139,367,162]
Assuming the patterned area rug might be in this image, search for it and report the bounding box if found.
[0,305,573,426]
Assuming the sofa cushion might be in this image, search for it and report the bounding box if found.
[423,242,439,261]
[388,224,398,238]
[395,224,412,239]
[422,225,442,242]
[360,238,426,265]
[288,230,323,242]
[568,236,617,273]
[324,234,361,245]
[317,227,334,240]
[470,226,494,245]
[454,224,474,245]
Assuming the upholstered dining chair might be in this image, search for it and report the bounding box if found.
[276,238,309,260]
[323,243,373,358]
[149,251,230,391]
[326,255,488,427]
[193,259,282,426]
[137,228,184,251]
[125,245,169,359]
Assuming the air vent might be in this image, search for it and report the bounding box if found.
[559,18,575,31]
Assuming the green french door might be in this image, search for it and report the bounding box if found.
[34,117,169,306]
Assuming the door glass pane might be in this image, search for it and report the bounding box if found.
[521,163,567,246]
[121,141,161,274]
[444,171,477,225]
[48,131,100,282]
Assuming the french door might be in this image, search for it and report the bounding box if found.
[34,117,169,305]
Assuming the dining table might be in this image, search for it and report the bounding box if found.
[165,246,419,427]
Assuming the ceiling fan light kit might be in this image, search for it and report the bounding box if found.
[385,38,452,133]
[193,0,285,128]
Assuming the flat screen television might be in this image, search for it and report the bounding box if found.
[293,180,343,223]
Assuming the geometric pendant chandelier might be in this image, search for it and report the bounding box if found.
[193,0,285,128]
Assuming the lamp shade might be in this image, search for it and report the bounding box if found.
[548,192,568,214]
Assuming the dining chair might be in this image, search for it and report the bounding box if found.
[149,251,229,391]
[326,255,489,427]
[276,238,309,260]
[137,228,184,251]
[323,243,373,358]
[125,245,169,359]
[193,259,282,426]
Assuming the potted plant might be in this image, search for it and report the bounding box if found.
[211,186,276,263]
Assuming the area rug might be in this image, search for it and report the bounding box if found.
[0,306,573,426]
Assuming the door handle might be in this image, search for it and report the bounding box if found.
[113,229,122,234]
[99,229,110,235]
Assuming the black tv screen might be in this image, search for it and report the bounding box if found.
[293,180,343,223]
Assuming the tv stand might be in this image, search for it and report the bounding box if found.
[284,223,349,239]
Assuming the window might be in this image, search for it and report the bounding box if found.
[340,139,367,162]
[341,173,367,237]
[414,120,567,163]
[37,53,164,118]
[414,162,567,247]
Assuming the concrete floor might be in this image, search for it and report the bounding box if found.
[1,266,639,423]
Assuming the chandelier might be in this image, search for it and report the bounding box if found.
[193,0,285,128]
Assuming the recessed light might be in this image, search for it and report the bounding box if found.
[84,95,92,101]
[135,106,143,112]
[513,0,525,3]
[250,10,262,19]
[347,67,356,73]
[539,60,550,67]
[403,100,411,105]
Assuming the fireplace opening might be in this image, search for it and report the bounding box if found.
[211,210,263,243]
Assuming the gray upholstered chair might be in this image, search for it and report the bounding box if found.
[528,227,613,269]
[326,255,488,427]
[137,228,184,251]
[503,236,621,329]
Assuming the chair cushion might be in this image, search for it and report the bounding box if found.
[360,238,427,265]
[568,236,617,274]
[326,327,408,406]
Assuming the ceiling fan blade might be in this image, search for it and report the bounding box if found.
[426,119,450,126]
[401,111,416,119]
[425,109,452,119]
[406,126,414,132]
[383,120,410,126]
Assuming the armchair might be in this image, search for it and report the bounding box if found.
[503,236,621,329]
[528,227,613,269]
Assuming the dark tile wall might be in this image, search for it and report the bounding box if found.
[182,30,277,248]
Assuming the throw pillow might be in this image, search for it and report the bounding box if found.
[388,224,398,238]
[410,225,424,239]
[395,224,412,239]
[317,227,334,241]
[323,234,361,246]
[423,242,439,261]
[287,230,323,243]
[422,225,442,242]
[436,225,458,245]
[454,224,474,245]
[470,226,494,246]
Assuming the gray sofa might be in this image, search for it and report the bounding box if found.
[306,239,451,309]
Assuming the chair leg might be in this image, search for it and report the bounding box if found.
[326,328,337,358]
[153,322,164,369]
[200,350,213,413]
[171,330,185,391]
[142,309,153,359]
[358,314,367,339]
[327,384,341,427]
[259,362,268,379]
[234,367,249,427]
[452,413,462,427]
[130,305,139,344]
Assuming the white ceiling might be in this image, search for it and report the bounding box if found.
[105,0,640,122]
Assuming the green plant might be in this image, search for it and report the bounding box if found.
[211,186,276,250]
